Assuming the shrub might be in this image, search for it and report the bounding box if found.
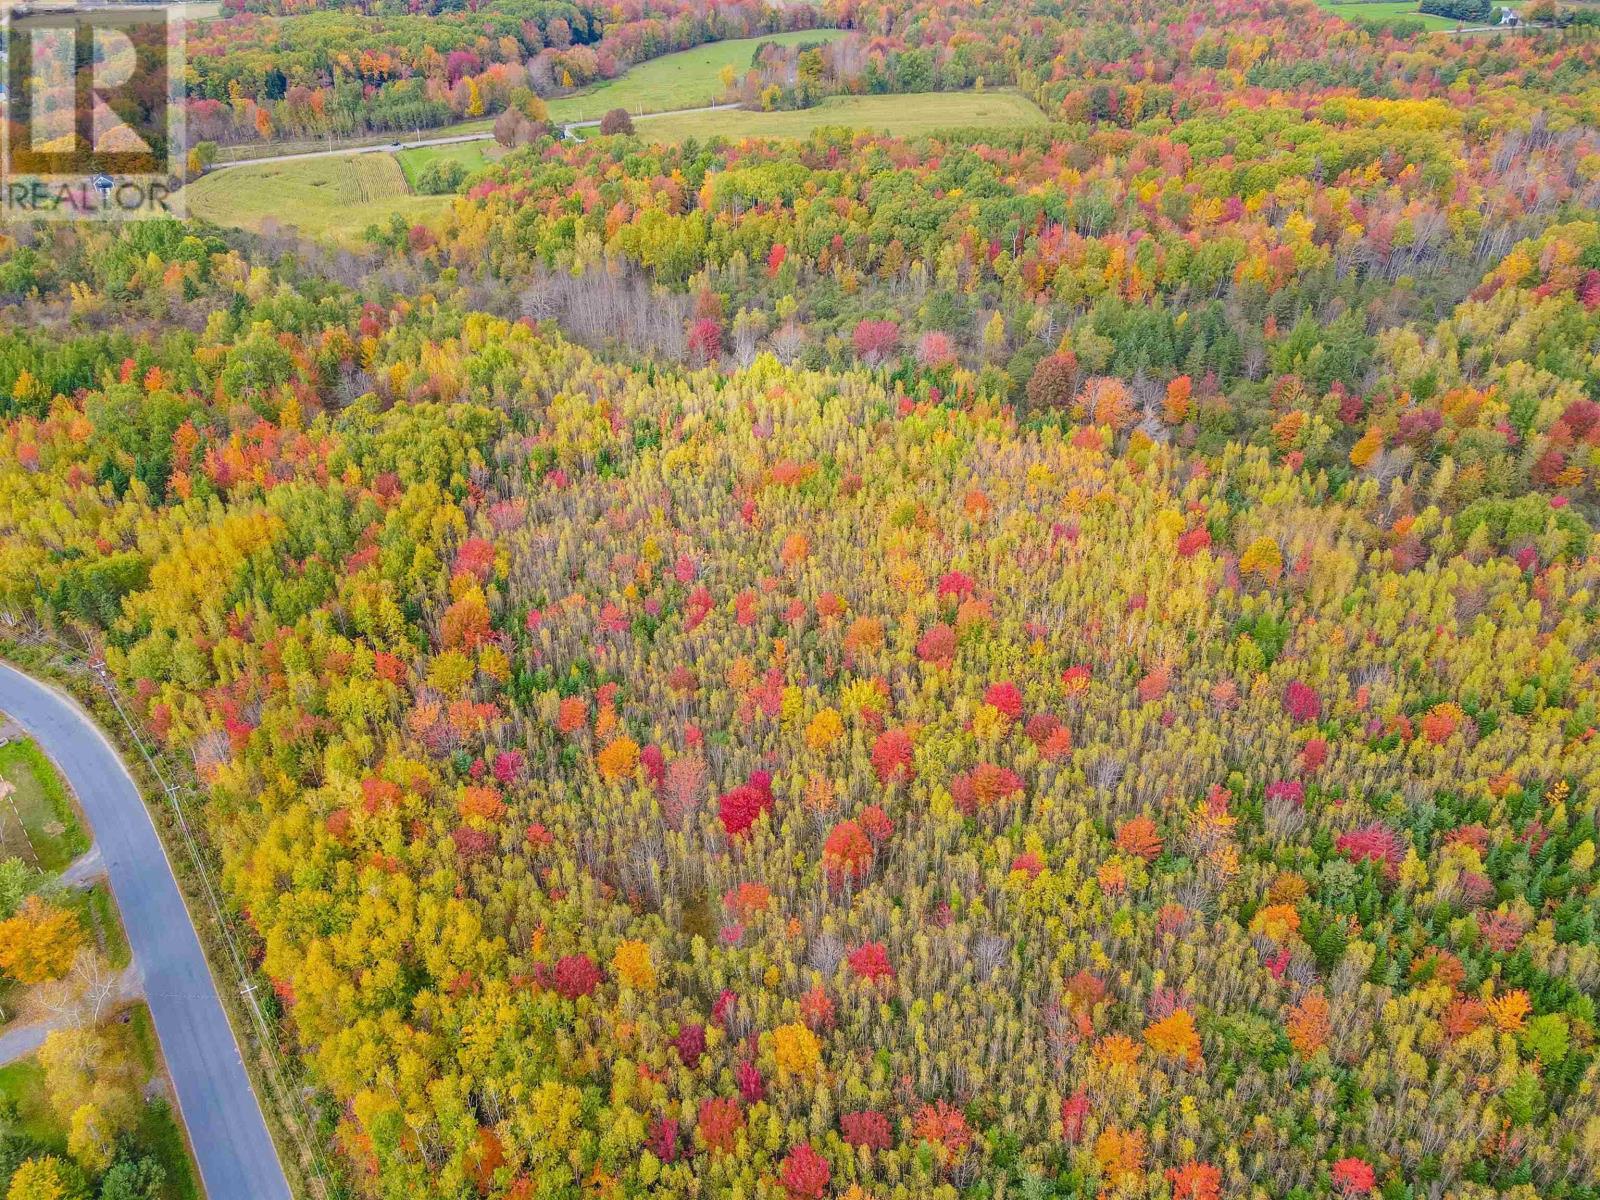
[413,160,469,195]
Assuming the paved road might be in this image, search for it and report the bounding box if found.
[0,663,291,1200]
[0,1016,54,1065]
[57,844,104,888]
[206,103,743,171]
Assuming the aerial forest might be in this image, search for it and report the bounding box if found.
[1,0,1600,1197]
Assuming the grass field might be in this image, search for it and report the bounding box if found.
[187,153,452,244]
[396,140,503,188]
[0,737,86,873]
[0,1059,56,1148]
[617,88,1047,143]
[1312,0,1505,29]
[548,29,848,124]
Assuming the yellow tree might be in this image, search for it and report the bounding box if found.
[5,1156,84,1200]
[38,1026,142,1174]
[0,898,81,984]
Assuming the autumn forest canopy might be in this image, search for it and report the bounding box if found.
[3,0,1600,1197]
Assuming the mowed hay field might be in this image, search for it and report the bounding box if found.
[1312,0,1495,29]
[396,139,503,187]
[547,29,848,124]
[621,88,1047,142]
[186,152,452,243]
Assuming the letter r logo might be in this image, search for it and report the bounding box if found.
[2,4,183,220]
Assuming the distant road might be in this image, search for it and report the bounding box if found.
[206,103,743,171]
[0,663,292,1200]
[212,131,493,170]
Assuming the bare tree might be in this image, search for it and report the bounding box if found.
[732,308,768,367]
[769,321,805,364]
[23,948,124,1028]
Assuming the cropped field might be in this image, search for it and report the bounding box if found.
[186,153,452,244]
[619,87,1047,142]
[547,29,848,124]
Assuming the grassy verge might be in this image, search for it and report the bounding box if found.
[0,737,88,872]
[133,1096,203,1200]
[126,1003,160,1072]
[126,1004,203,1200]
[61,881,131,970]
[613,87,1048,143]
[0,636,331,1200]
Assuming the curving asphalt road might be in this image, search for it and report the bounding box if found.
[0,663,292,1200]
